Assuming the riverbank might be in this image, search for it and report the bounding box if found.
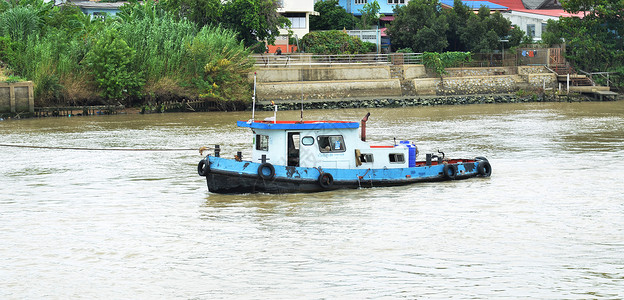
[1,92,620,120]
[254,93,621,111]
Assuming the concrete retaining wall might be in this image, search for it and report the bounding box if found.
[402,65,427,79]
[413,74,557,96]
[255,66,391,82]
[445,67,516,77]
[0,81,34,113]
[254,65,559,100]
[518,65,550,75]
[526,73,557,87]
[257,79,401,100]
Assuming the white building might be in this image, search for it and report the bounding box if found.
[271,0,317,53]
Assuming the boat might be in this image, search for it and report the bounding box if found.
[198,112,492,194]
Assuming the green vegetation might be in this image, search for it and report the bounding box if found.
[542,0,624,88]
[0,0,255,107]
[160,0,289,46]
[422,51,471,77]
[387,0,523,53]
[301,30,375,54]
[310,0,356,30]
[358,0,382,30]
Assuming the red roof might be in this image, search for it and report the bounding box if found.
[512,9,587,18]
[478,0,526,10]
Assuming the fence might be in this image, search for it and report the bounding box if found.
[253,53,423,68]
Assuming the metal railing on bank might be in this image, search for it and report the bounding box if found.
[253,53,423,67]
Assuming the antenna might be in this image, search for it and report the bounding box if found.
[251,72,257,123]
[300,66,304,122]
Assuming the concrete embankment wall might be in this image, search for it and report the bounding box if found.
[254,65,556,101]
[0,81,34,114]
[257,79,402,100]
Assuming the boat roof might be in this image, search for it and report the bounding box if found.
[237,120,359,130]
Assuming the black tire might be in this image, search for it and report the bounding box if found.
[475,156,489,162]
[318,173,334,189]
[478,161,492,177]
[443,164,457,180]
[258,163,275,180]
[198,160,209,176]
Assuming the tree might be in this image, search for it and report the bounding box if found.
[458,7,516,52]
[545,0,623,87]
[220,0,290,46]
[445,0,472,51]
[358,0,381,29]
[158,0,222,28]
[386,0,448,52]
[310,0,356,30]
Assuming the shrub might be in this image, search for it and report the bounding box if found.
[183,26,254,102]
[301,30,371,54]
[84,29,144,102]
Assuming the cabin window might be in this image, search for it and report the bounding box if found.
[360,153,374,163]
[256,134,269,151]
[318,135,345,153]
[389,153,405,163]
[302,136,315,146]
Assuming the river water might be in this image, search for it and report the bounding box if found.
[1,102,623,298]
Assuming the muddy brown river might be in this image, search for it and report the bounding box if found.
[1,102,623,298]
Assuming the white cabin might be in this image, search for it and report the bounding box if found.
[237,120,416,169]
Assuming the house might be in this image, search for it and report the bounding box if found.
[440,0,510,12]
[336,0,412,53]
[338,0,411,17]
[485,0,585,40]
[271,0,318,54]
[68,0,126,17]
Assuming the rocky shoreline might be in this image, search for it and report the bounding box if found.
[257,93,616,111]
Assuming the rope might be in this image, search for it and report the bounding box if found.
[0,143,214,153]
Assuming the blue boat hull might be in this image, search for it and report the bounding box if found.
[200,156,491,194]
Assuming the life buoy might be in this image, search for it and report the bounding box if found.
[478,161,492,177]
[197,160,209,176]
[443,164,457,179]
[258,163,275,180]
[318,172,334,189]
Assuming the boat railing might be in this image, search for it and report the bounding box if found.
[252,53,423,68]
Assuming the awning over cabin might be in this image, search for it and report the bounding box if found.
[237,120,360,130]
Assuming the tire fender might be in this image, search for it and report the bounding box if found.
[478,161,492,177]
[258,163,275,180]
[198,160,210,176]
[443,164,457,180]
[318,172,334,189]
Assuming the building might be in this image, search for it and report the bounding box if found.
[67,1,126,17]
[485,0,585,41]
[272,0,318,54]
[338,0,411,16]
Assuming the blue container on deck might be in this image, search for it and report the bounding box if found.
[400,141,417,167]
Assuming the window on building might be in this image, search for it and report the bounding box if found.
[256,134,269,151]
[92,12,107,20]
[318,135,346,153]
[527,24,536,37]
[284,13,306,29]
[388,0,406,4]
[355,0,368,4]
[389,153,405,163]
[541,22,548,37]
